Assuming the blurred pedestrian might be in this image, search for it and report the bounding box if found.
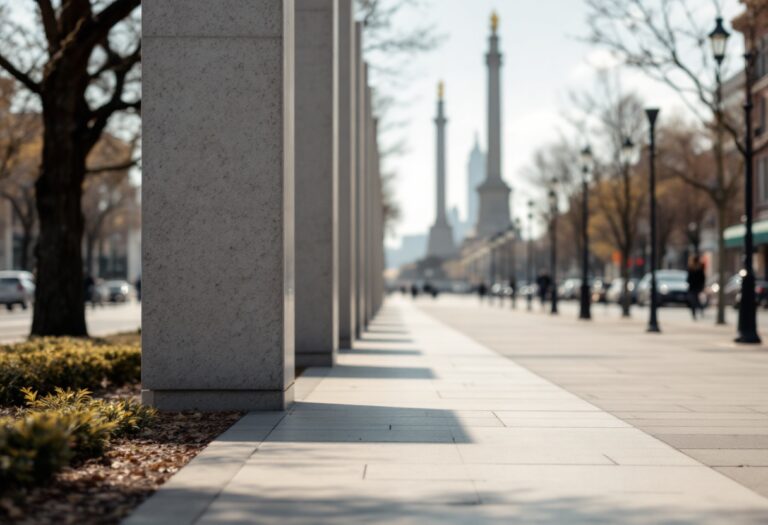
[84,274,97,308]
[477,282,488,303]
[135,276,142,303]
[687,255,706,320]
[410,283,419,299]
[536,271,552,310]
[509,277,517,309]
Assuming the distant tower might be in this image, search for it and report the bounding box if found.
[475,11,511,238]
[467,134,486,228]
[426,81,456,258]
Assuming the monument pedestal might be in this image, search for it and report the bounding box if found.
[427,222,456,259]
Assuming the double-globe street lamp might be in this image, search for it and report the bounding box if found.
[579,146,593,320]
[549,184,559,315]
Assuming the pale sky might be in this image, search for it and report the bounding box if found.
[378,0,744,248]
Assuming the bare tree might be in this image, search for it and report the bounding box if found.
[0,0,140,336]
[573,78,648,317]
[357,0,442,235]
[583,0,768,323]
[525,140,585,274]
[82,132,137,278]
[0,78,40,271]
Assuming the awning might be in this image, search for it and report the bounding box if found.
[724,219,768,248]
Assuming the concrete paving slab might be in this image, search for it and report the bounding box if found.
[125,299,768,524]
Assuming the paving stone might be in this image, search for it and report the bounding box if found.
[126,300,768,524]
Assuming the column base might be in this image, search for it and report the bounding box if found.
[295,353,336,368]
[142,386,294,412]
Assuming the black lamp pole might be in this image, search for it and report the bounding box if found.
[737,50,761,344]
[710,16,729,326]
[527,201,534,311]
[579,147,592,320]
[646,108,661,333]
[549,188,558,315]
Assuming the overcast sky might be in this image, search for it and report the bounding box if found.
[378,0,744,247]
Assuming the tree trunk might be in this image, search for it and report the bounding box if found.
[31,77,88,337]
[85,232,96,279]
[716,203,727,325]
[19,225,32,272]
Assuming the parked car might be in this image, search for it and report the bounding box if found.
[591,279,610,304]
[605,278,638,304]
[104,280,131,303]
[0,271,35,310]
[517,281,537,300]
[636,270,690,306]
[559,278,582,300]
[722,271,768,308]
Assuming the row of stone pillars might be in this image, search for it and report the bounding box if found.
[142,0,385,411]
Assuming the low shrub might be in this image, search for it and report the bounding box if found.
[0,338,141,406]
[0,389,156,490]
[23,388,156,438]
[0,412,73,487]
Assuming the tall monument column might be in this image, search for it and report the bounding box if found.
[476,12,511,239]
[427,82,456,258]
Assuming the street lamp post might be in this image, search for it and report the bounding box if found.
[579,146,593,321]
[527,200,534,311]
[549,187,559,315]
[646,108,661,333]
[709,16,729,326]
[512,217,521,309]
[736,49,761,344]
[619,137,638,318]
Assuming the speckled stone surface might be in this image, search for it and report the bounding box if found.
[337,0,357,349]
[294,0,338,368]
[355,53,367,338]
[142,0,296,410]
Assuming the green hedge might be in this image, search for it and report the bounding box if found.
[0,338,141,406]
[0,388,156,489]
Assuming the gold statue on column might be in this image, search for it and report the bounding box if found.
[491,11,499,33]
[438,81,445,100]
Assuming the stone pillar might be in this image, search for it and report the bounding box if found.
[142,0,296,411]
[355,52,367,336]
[364,83,374,325]
[295,0,338,367]
[337,0,356,348]
[371,119,383,314]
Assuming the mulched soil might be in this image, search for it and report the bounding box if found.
[0,386,243,525]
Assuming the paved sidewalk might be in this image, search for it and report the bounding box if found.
[126,298,768,524]
[417,295,768,499]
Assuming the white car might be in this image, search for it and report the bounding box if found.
[0,271,35,310]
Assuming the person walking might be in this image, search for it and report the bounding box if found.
[536,271,552,310]
[686,255,706,320]
[509,276,517,309]
[477,282,488,303]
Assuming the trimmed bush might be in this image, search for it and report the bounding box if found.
[22,388,156,438]
[0,389,157,490]
[0,413,73,487]
[0,338,141,406]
